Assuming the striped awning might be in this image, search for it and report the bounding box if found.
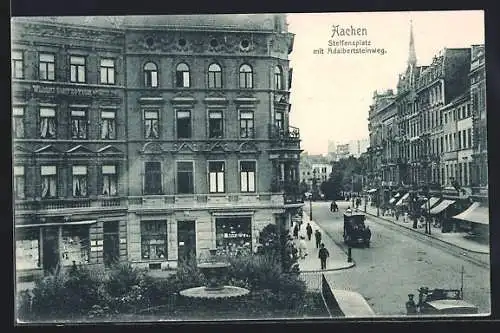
[366,188,378,193]
[421,197,440,209]
[429,200,455,215]
[395,193,409,206]
[389,197,396,204]
[452,202,489,225]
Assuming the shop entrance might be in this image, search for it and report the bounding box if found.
[177,221,196,263]
[103,221,120,267]
[42,227,59,273]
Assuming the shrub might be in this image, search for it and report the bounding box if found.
[105,263,146,297]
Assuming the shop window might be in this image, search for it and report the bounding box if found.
[72,166,88,197]
[208,110,223,138]
[39,107,57,139]
[239,110,254,138]
[14,166,25,199]
[240,161,256,192]
[100,58,115,84]
[144,62,158,87]
[176,63,190,88]
[216,217,252,256]
[177,161,194,194]
[144,161,162,195]
[274,66,283,90]
[39,53,55,81]
[239,64,253,88]
[61,226,90,265]
[141,220,167,260]
[176,110,192,139]
[12,50,24,79]
[208,63,222,88]
[41,165,57,198]
[70,55,86,83]
[16,228,40,270]
[71,109,88,139]
[102,165,117,196]
[101,110,116,139]
[208,161,225,193]
[144,110,159,139]
[13,106,24,138]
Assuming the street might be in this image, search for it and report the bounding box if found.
[305,200,491,316]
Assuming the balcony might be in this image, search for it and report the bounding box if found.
[14,197,127,215]
[268,124,300,142]
[271,180,303,205]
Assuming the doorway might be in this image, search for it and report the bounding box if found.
[103,221,120,267]
[177,221,196,264]
[42,227,59,273]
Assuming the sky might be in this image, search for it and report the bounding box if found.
[286,10,485,155]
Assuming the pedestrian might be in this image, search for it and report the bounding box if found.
[298,236,308,259]
[330,201,335,212]
[318,243,330,270]
[293,223,299,239]
[306,223,313,241]
[346,206,352,214]
[314,229,322,248]
[395,209,400,221]
[406,294,417,315]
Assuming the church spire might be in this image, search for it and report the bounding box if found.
[408,19,417,67]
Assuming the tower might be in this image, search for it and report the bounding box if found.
[408,19,417,68]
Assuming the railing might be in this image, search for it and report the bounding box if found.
[268,124,300,140]
[270,179,301,194]
[321,274,345,317]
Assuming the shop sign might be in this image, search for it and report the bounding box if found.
[32,84,119,98]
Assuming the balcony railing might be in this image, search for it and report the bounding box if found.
[270,179,301,194]
[14,197,127,212]
[268,124,300,141]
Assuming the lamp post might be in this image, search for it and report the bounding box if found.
[309,169,317,221]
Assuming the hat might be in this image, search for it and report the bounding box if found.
[408,294,414,297]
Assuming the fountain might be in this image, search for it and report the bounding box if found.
[179,249,250,299]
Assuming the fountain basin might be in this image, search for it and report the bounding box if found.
[179,286,250,299]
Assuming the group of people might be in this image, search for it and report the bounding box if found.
[292,222,330,270]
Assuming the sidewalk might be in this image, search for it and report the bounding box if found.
[290,215,354,273]
[363,204,489,254]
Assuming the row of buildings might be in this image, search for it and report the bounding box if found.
[327,139,369,161]
[12,15,303,276]
[365,22,488,229]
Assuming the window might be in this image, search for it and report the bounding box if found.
[61,226,90,265]
[176,110,192,139]
[462,130,467,149]
[144,62,158,87]
[102,165,117,196]
[464,162,468,185]
[444,136,448,152]
[274,66,283,90]
[12,107,24,138]
[144,110,159,139]
[16,228,40,270]
[275,111,284,130]
[466,104,471,117]
[144,161,162,195]
[176,63,190,88]
[467,128,472,148]
[453,133,457,150]
[177,161,194,194]
[216,217,252,256]
[70,56,86,83]
[39,53,55,81]
[101,111,116,139]
[39,108,56,139]
[240,161,256,192]
[12,50,24,79]
[444,112,448,124]
[41,166,57,198]
[71,110,87,139]
[457,131,462,149]
[239,64,253,88]
[100,58,115,84]
[209,161,225,193]
[72,166,88,197]
[14,166,25,199]
[208,110,223,138]
[141,221,167,260]
[208,63,222,88]
[240,111,254,138]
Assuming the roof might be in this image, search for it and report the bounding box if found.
[452,202,489,225]
[426,299,477,311]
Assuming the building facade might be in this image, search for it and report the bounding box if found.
[12,15,303,276]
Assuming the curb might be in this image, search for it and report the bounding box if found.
[300,262,355,274]
[364,211,489,255]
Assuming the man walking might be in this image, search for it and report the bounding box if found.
[318,243,330,270]
[306,223,313,241]
[314,229,322,248]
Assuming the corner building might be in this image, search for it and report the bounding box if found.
[12,15,302,275]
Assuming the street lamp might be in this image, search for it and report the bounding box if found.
[309,169,317,221]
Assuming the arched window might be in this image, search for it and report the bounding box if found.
[208,63,222,88]
[176,63,190,88]
[144,62,158,87]
[274,65,283,90]
[239,64,253,89]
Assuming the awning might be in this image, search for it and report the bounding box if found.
[394,193,401,198]
[429,200,455,215]
[366,189,377,193]
[395,193,409,206]
[15,220,97,228]
[389,197,396,204]
[452,202,489,225]
[421,197,440,209]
